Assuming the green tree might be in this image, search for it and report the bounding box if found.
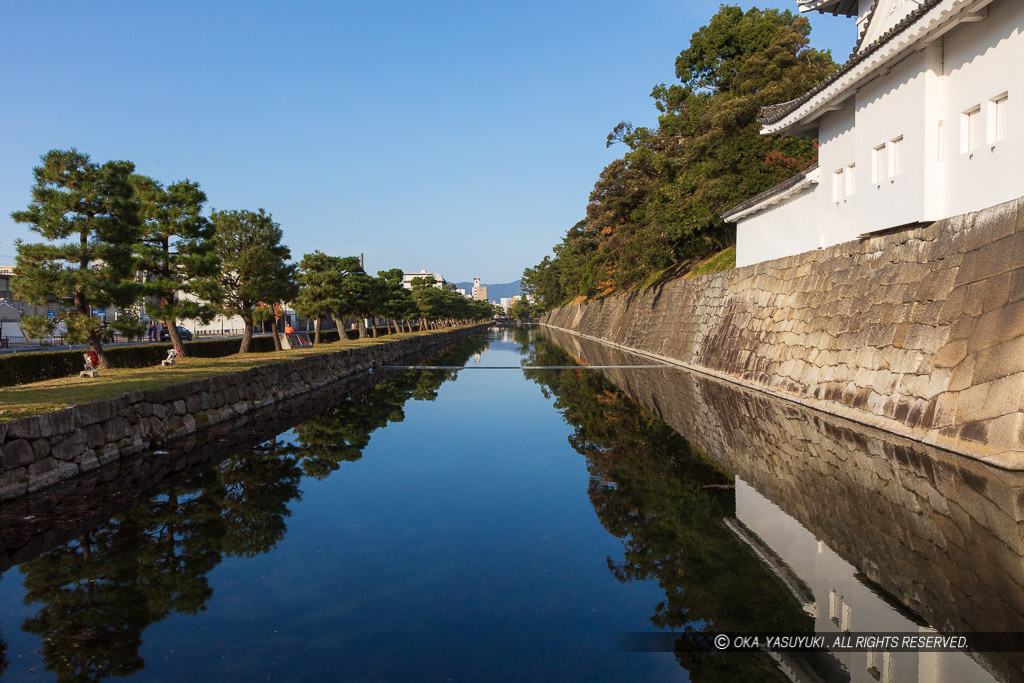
[527,5,836,304]
[132,175,220,356]
[209,209,293,353]
[11,149,143,368]
[295,251,342,344]
[327,257,378,338]
[507,298,536,321]
[410,276,444,330]
[377,268,417,334]
[254,269,299,351]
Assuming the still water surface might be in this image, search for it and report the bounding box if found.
[0,328,1020,681]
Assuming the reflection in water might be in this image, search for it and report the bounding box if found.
[538,327,1022,682]
[292,335,488,480]
[2,328,1020,681]
[522,332,822,681]
[1,334,490,681]
[19,450,302,680]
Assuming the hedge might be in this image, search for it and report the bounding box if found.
[0,336,278,388]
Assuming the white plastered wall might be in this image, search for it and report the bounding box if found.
[940,0,1024,217]
[735,0,1024,266]
[816,103,860,242]
[735,186,821,267]
[853,49,931,231]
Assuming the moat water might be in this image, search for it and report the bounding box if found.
[0,328,1021,681]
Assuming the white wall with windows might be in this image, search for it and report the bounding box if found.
[732,0,1023,266]
[818,103,859,242]
[850,48,931,231]
[940,0,1024,218]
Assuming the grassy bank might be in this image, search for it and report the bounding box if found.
[0,327,481,422]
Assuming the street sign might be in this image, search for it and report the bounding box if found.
[47,311,55,318]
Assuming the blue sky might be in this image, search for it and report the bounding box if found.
[0,1,853,284]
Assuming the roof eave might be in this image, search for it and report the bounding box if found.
[722,166,821,223]
[798,0,858,17]
[761,0,987,135]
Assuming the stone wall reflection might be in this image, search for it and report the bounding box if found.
[541,328,1024,682]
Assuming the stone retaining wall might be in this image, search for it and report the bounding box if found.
[0,326,483,501]
[0,361,406,573]
[544,328,1024,681]
[542,198,1024,469]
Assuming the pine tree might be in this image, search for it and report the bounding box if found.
[11,149,142,368]
[209,209,293,353]
[132,175,220,356]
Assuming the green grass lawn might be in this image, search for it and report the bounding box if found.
[683,245,736,279]
[0,327,474,422]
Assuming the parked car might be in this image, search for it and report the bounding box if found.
[160,326,193,342]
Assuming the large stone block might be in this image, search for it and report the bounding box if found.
[51,433,87,461]
[85,424,106,448]
[57,460,79,481]
[1,439,36,470]
[0,468,28,501]
[73,399,117,427]
[5,416,42,440]
[103,417,131,443]
[27,457,59,493]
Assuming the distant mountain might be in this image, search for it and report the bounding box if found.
[452,279,522,303]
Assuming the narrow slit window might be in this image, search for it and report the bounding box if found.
[889,136,903,177]
[962,105,981,153]
[832,169,843,201]
[991,93,1008,143]
[846,163,856,196]
[872,144,885,183]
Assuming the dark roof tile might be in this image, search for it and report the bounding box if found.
[759,0,944,126]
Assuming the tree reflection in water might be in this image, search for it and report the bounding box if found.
[520,330,815,681]
[17,334,490,681]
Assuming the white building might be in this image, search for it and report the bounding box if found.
[725,0,1023,267]
[471,277,488,302]
[401,269,446,289]
[499,295,522,311]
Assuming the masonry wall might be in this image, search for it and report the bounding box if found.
[543,198,1024,469]
[0,326,482,501]
[544,328,1024,681]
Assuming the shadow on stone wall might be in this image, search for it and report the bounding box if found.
[542,199,1024,467]
[541,327,1024,682]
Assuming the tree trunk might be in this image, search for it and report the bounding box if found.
[370,318,378,338]
[167,319,188,358]
[314,316,322,345]
[89,333,111,370]
[357,318,367,338]
[271,319,282,351]
[239,314,254,353]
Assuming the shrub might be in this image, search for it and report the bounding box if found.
[0,336,277,388]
